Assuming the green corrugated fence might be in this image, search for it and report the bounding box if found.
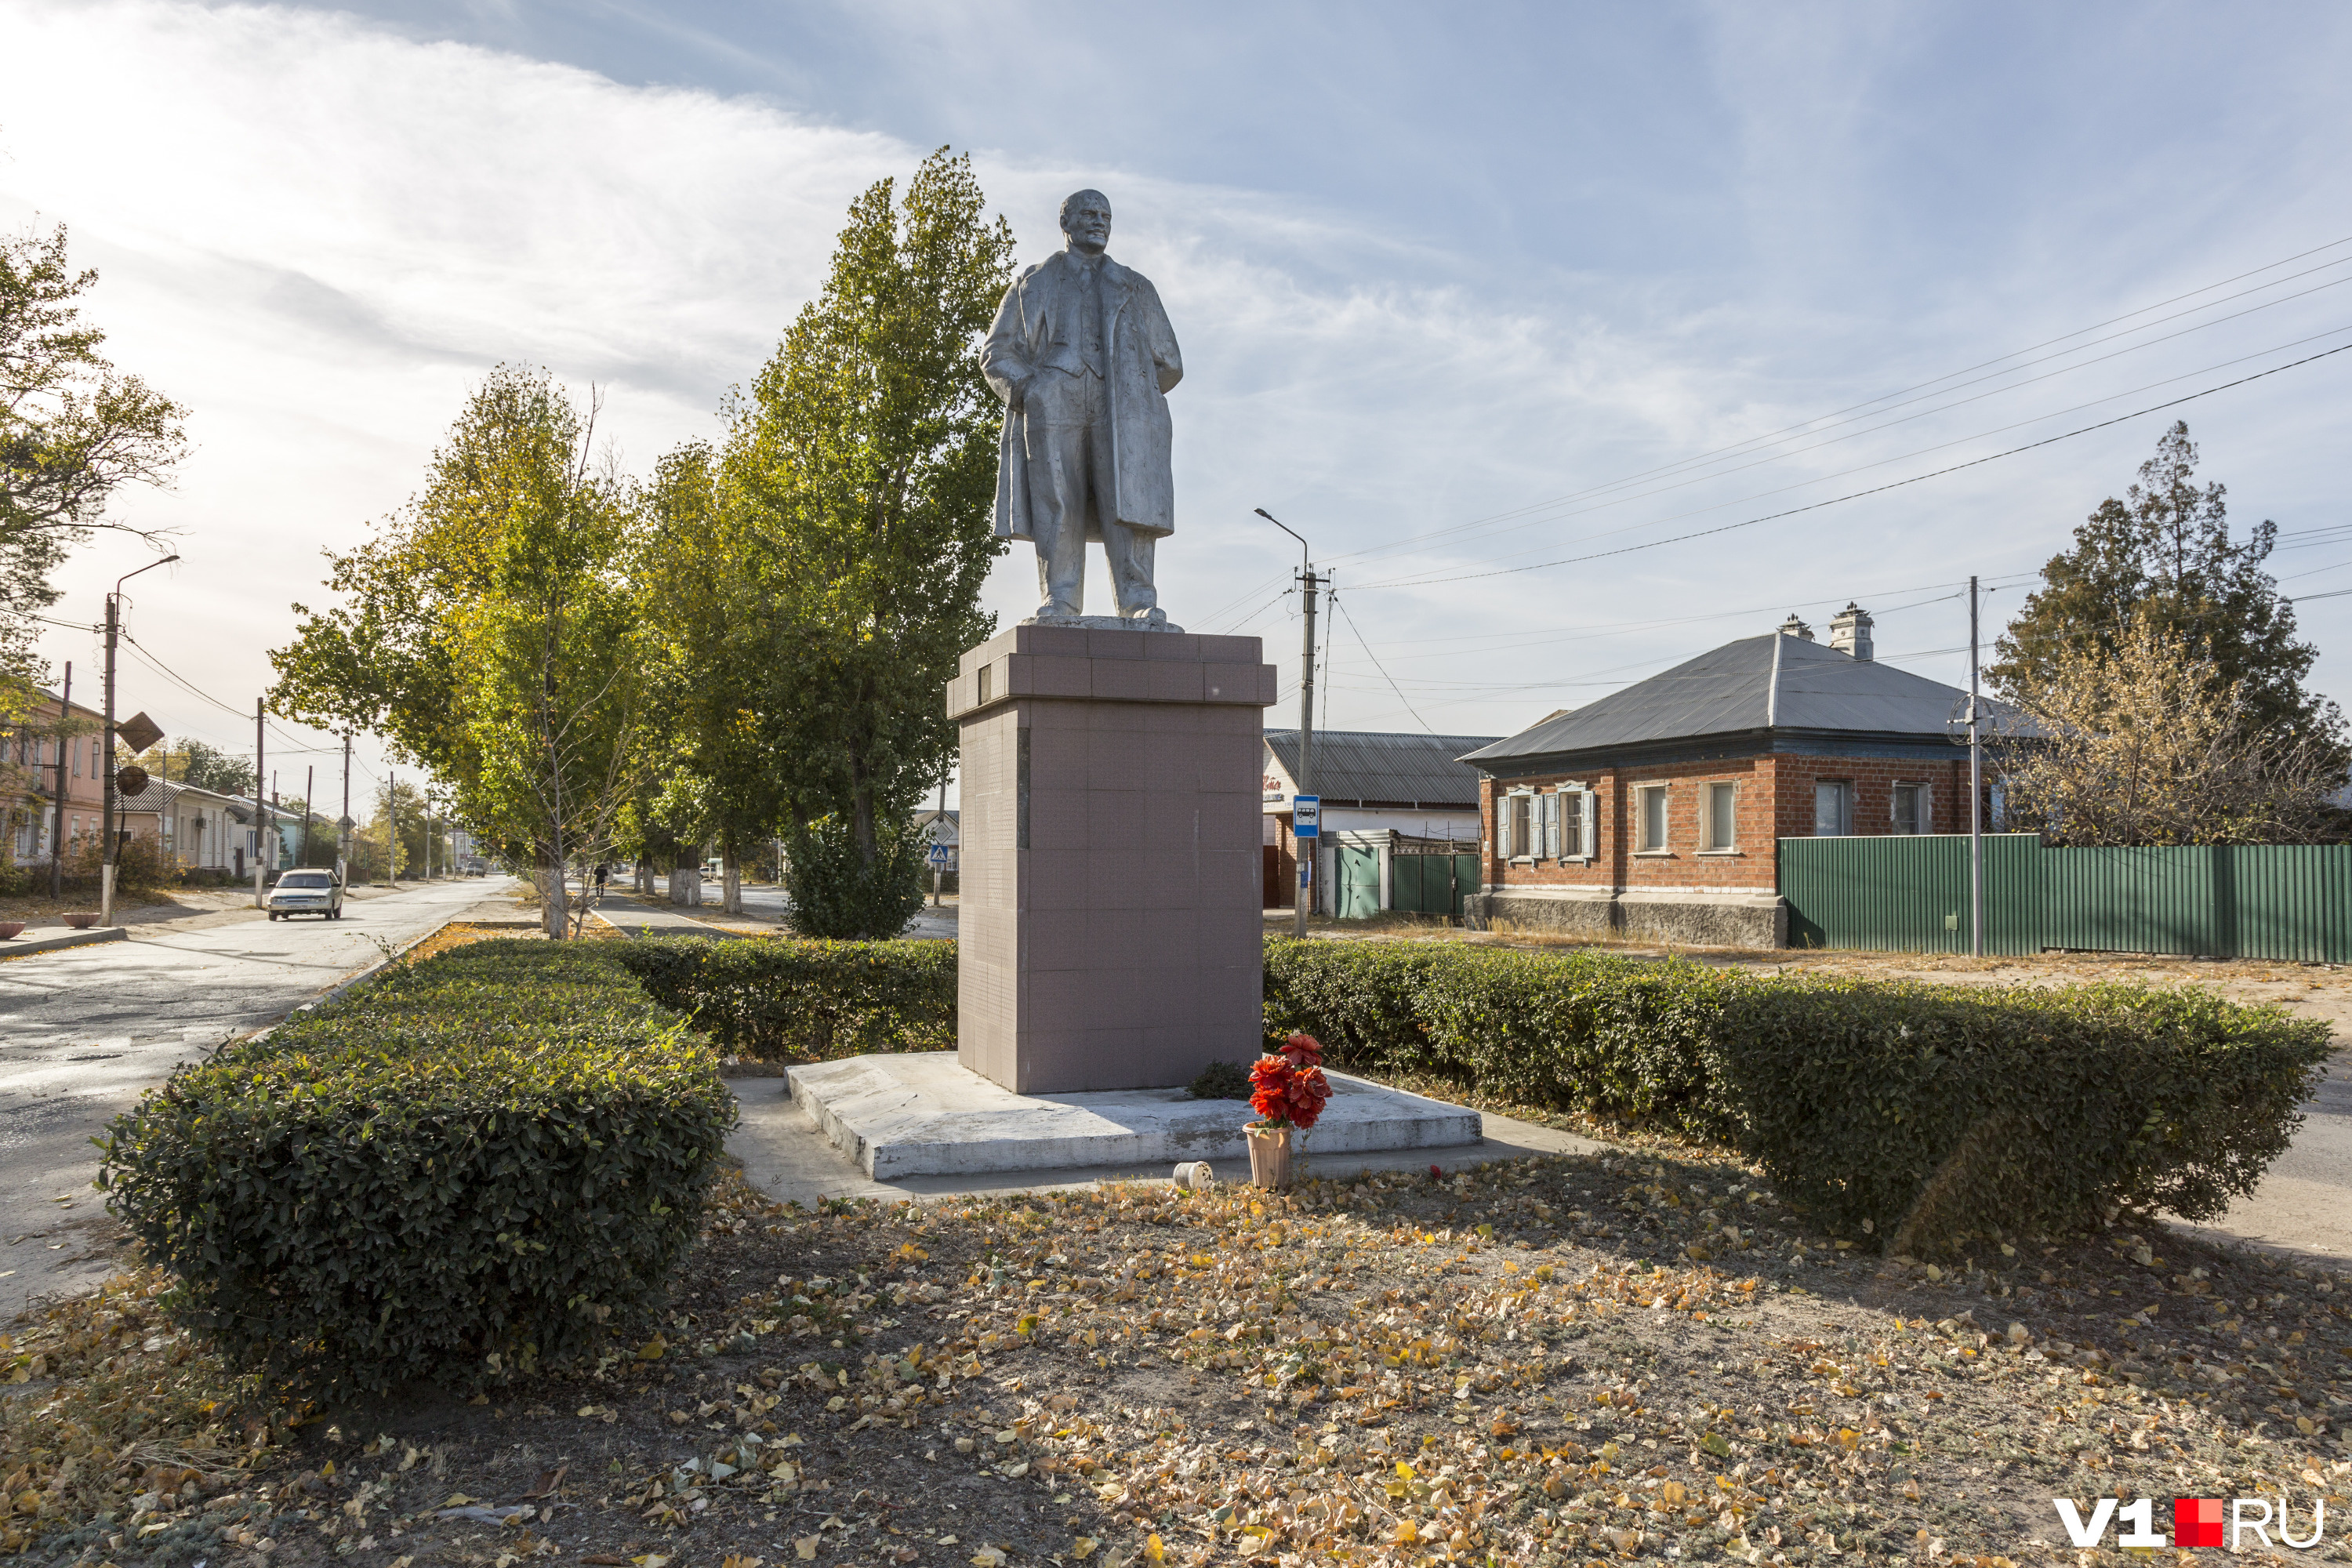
[1777,835,2352,960]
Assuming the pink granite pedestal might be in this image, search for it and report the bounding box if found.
[946,624,1277,1094]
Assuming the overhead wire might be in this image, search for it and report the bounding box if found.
[1349,338,2352,591]
[1319,233,2352,568]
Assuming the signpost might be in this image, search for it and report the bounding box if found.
[1291,794,1320,931]
[927,841,950,908]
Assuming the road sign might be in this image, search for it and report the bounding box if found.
[117,710,163,756]
[1292,795,1320,837]
[927,844,951,866]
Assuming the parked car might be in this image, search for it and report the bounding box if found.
[267,869,346,920]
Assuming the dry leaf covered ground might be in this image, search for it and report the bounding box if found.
[11,1145,2352,1568]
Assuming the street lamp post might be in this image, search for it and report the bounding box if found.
[103,553,179,925]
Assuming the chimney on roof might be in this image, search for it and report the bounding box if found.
[1829,601,1874,661]
[1777,613,1814,641]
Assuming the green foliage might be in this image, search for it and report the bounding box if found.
[1264,938,2329,1252]
[97,940,736,1394]
[718,149,1012,867]
[1186,1060,1252,1101]
[122,738,254,798]
[0,223,189,714]
[609,933,955,1060]
[1990,420,2346,765]
[270,367,652,934]
[783,815,927,940]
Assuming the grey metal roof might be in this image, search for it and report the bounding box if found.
[1264,729,1499,808]
[1462,633,2012,765]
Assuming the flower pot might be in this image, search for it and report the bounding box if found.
[0,922,23,939]
[1246,1123,1294,1191]
[64,913,98,930]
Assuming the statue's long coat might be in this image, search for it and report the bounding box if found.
[982,250,1183,543]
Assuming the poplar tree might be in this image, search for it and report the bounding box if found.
[719,148,1013,935]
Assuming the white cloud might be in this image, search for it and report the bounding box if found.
[5,0,2348,784]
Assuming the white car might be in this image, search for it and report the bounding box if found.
[267,869,346,920]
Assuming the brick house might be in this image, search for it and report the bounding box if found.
[1458,606,1991,949]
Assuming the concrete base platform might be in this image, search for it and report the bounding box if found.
[787,1051,1482,1178]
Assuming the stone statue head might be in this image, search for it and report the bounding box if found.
[1058,190,1112,256]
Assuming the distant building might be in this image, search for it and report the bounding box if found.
[1460,606,2006,949]
[1261,728,1497,912]
[4,690,107,866]
[914,807,960,873]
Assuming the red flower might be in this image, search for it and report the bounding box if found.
[1249,1053,1331,1132]
[1279,1032,1324,1068]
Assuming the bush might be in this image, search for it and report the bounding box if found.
[784,817,927,939]
[98,940,737,1393]
[610,934,956,1060]
[1264,938,2330,1251]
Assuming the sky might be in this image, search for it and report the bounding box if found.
[5,0,2351,808]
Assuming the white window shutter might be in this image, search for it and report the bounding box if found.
[1581,791,1597,858]
[1496,794,1511,859]
[1542,792,1559,858]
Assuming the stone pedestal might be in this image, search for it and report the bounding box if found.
[946,624,1276,1094]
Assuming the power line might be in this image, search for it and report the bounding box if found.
[1322,233,2352,568]
[1330,593,1433,733]
[1350,338,2352,591]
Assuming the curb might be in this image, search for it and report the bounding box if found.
[0,926,130,959]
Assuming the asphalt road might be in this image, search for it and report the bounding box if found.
[0,876,518,1318]
[2171,1045,2352,1265]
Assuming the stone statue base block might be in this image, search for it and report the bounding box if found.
[1019,614,1187,633]
[787,1053,1482,1178]
[947,623,1277,1094]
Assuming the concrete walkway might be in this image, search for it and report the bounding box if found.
[595,883,960,942]
[2167,1046,2352,1266]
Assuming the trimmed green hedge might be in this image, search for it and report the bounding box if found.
[609,934,956,1060]
[1265,938,2332,1251]
[99,940,736,1393]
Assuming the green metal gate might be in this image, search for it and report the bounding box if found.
[1778,836,2352,960]
[1337,844,1384,920]
[1392,851,1479,917]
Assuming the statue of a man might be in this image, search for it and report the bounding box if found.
[983,190,1182,626]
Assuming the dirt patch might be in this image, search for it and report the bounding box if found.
[15,1150,2352,1567]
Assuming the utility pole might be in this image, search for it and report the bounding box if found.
[103,554,176,924]
[339,732,352,878]
[252,699,267,909]
[1253,508,1320,937]
[299,764,314,867]
[102,593,117,925]
[932,773,948,908]
[390,770,398,885]
[48,662,70,902]
[1968,575,1985,959]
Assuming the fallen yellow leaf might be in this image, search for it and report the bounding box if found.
[794,1540,818,1562]
[1072,1540,1098,1561]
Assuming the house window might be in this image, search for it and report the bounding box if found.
[1559,789,1586,859]
[1506,793,1534,859]
[1813,780,1854,837]
[1635,785,1670,852]
[1891,782,1927,835]
[1701,782,1737,851]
